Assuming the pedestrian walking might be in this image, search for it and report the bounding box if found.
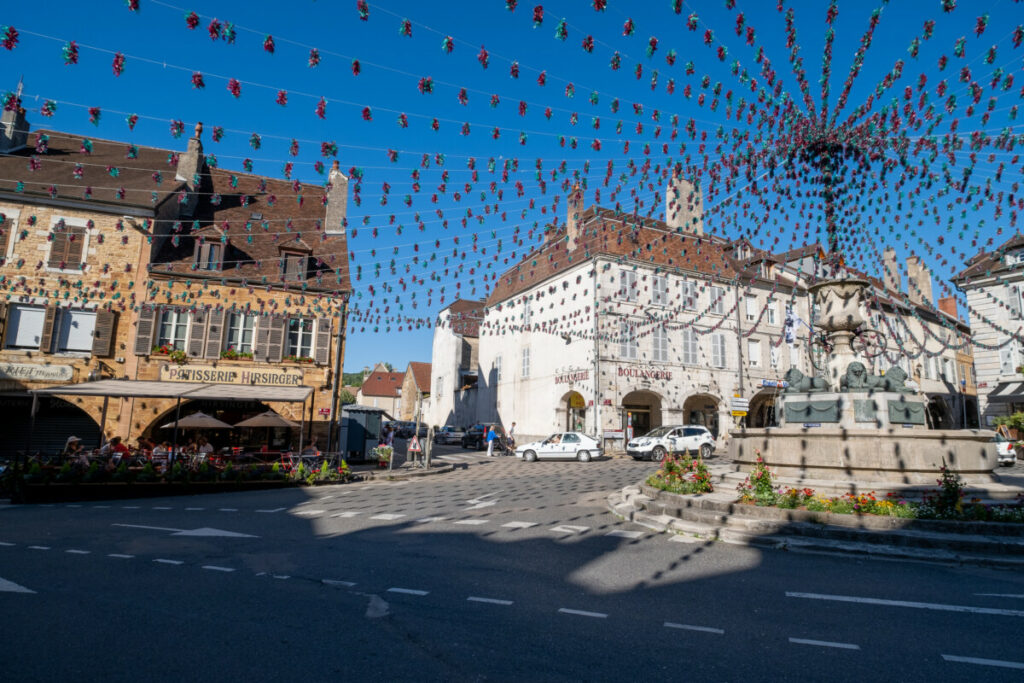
[486,424,497,457]
[508,422,516,450]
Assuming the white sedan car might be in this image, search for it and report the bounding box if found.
[516,432,603,462]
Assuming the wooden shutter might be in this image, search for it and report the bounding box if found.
[253,315,271,362]
[38,306,58,352]
[134,305,157,355]
[266,315,286,362]
[187,309,208,357]
[0,303,6,347]
[205,308,225,359]
[0,214,10,260]
[314,317,331,365]
[48,231,69,268]
[65,227,85,269]
[91,309,117,357]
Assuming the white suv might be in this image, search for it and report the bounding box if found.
[627,425,715,461]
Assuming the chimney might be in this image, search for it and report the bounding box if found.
[906,255,933,306]
[883,246,900,293]
[566,182,583,251]
[174,122,206,217]
[937,296,958,320]
[665,171,703,235]
[325,160,348,235]
[0,78,29,154]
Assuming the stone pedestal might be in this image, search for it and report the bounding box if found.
[778,391,928,430]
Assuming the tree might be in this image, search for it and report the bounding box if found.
[341,372,365,387]
[339,389,357,405]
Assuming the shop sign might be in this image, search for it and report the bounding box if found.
[555,369,589,384]
[603,430,624,440]
[160,364,304,386]
[318,407,331,416]
[617,367,673,381]
[0,362,73,383]
[761,379,789,388]
[568,393,586,409]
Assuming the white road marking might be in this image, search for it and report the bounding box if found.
[294,509,325,516]
[65,549,90,555]
[256,507,286,513]
[108,553,134,559]
[371,513,406,520]
[941,654,1024,670]
[0,541,15,546]
[501,521,538,529]
[464,501,497,510]
[974,593,1024,599]
[331,511,362,518]
[387,587,429,596]
[786,591,1024,618]
[454,519,489,525]
[550,525,589,534]
[112,523,257,538]
[185,507,205,511]
[272,575,290,580]
[322,579,357,587]
[114,523,184,532]
[0,577,35,593]
[154,559,183,565]
[201,565,235,572]
[153,506,172,510]
[92,505,111,509]
[366,594,390,618]
[66,504,82,508]
[789,638,860,650]
[121,506,140,509]
[605,529,644,539]
[664,622,724,634]
[415,516,447,523]
[28,546,50,550]
[468,596,514,606]
[558,608,608,619]
[668,535,704,544]
[218,508,238,512]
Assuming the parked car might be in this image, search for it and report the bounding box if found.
[461,424,507,451]
[626,425,714,461]
[516,432,602,462]
[995,434,1019,466]
[434,425,465,445]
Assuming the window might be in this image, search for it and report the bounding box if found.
[748,340,761,368]
[711,333,727,368]
[47,224,87,270]
[681,327,698,365]
[157,309,189,350]
[1009,284,1023,319]
[195,243,222,271]
[495,355,503,382]
[286,318,314,358]
[521,346,530,378]
[225,312,256,353]
[620,320,638,360]
[562,433,580,444]
[0,209,17,260]
[436,376,444,397]
[653,325,669,362]
[56,309,96,353]
[745,295,758,322]
[652,275,668,306]
[522,300,532,328]
[5,305,45,349]
[619,270,637,301]
[767,300,778,326]
[281,251,307,282]
[681,280,697,310]
[943,358,954,383]
[770,343,779,368]
[710,286,725,315]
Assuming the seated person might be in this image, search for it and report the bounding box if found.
[107,436,131,462]
[549,434,562,445]
[63,436,83,459]
[197,437,214,455]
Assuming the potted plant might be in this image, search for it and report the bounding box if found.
[374,445,393,469]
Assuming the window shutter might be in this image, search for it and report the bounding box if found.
[1000,342,1016,375]
[65,227,85,269]
[38,306,58,352]
[745,296,757,319]
[253,315,271,362]
[266,315,286,362]
[0,214,10,259]
[204,308,225,359]
[314,317,331,365]
[48,231,69,268]
[134,305,156,355]
[1009,285,1022,319]
[187,309,208,358]
[91,309,117,357]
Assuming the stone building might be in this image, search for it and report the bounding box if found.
[425,299,483,429]
[398,361,431,421]
[0,105,351,455]
[355,362,403,416]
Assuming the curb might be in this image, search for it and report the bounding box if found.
[352,463,455,482]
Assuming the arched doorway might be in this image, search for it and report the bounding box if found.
[621,390,662,439]
[747,389,779,428]
[927,396,954,430]
[683,394,720,438]
[1,395,101,458]
[559,390,587,432]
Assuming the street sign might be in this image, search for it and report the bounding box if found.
[731,410,748,417]
[318,407,331,417]
[730,397,749,411]
[408,437,422,453]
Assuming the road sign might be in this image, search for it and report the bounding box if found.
[731,410,748,417]
[408,437,422,453]
[730,397,749,411]
[318,407,331,417]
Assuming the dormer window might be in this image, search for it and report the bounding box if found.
[281,250,307,282]
[194,242,222,271]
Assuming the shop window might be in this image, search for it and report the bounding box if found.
[225,312,256,354]
[710,286,725,315]
[56,309,96,353]
[157,309,189,351]
[286,318,314,358]
[5,304,45,349]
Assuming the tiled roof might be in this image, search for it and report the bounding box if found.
[443,298,484,337]
[953,232,1024,283]
[406,361,432,393]
[359,371,404,398]
[485,206,739,305]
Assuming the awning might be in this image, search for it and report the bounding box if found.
[31,379,313,403]
[985,382,1024,404]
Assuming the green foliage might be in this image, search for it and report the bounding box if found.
[55,462,79,483]
[736,454,778,505]
[339,389,357,405]
[646,454,714,495]
[992,412,1024,432]
[111,462,132,483]
[82,461,105,483]
[136,462,158,483]
[341,372,365,387]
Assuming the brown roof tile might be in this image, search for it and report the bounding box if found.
[443,298,484,337]
[360,371,404,398]
[406,361,432,393]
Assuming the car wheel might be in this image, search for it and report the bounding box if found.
[576,450,591,463]
[651,446,666,463]
[524,450,537,462]
[700,443,712,459]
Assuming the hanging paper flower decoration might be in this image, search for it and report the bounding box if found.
[357,0,369,21]
[942,0,956,11]
[442,36,454,53]
[321,141,338,157]
[223,22,236,43]
[458,87,468,105]
[623,18,635,36]
[88,107,101,125]
[400,19,412,36]
[191,72,205,89]
[582,35,594,53]
[276,90,288,106]
[533,6,543,27]
[537,70,547,86]
[397,113,408,128]
[227,78,241,97]
[125,0,139,11]
[565,83,575,98]
[315,97,327,119]
[308,48,320,67]
[418,77,434,94]
[263,35,275,54]
[80,139,93,155]
[184,11,199,30]
[687,13,698,30]
[169,119,184,138]
[490,94,500,107]
[73,163,83,179]
[243,158,252,172]
[351,59,361,75]
[506,0,517,10]
[1,26,19,50]
[555,19,568,41]
[646,37,658,58]
[208,18,222,40]
[212,126,224,142]
[431,118,440,131]
[361,107,372,120]
[62,41,79,65]
[2,91,19,112]
[249,133,261,150]
[610,51,621,70]
[509,61,519,78]
[478,45,490,68]
[975,14,988,36]
[125,113,137,129]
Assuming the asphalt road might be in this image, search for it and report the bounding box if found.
[2,445,1023,682]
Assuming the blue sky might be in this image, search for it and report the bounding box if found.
[2,0,1021,370]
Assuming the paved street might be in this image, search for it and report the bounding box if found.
[2,447,1023,681]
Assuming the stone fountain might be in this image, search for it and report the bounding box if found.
[727,277,1004,497]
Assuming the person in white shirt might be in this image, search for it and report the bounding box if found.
[197,437,214,455]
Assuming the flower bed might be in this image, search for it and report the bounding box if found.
[646,454,713,495]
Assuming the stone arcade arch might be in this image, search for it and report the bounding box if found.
[747,389,780,428]
[683,393,721,439]
[621,389,663,438]
[3,395,101,458]
[558,390,588,432]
